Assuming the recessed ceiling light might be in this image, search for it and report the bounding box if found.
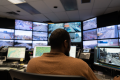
[8,0,26,4]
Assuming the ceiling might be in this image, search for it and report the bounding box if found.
[0,0,120,23]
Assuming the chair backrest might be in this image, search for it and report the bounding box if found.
[9,69,87,80]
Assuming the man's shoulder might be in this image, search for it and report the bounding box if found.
[65,56,88,66]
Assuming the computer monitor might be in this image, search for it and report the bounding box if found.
[94,46,120,67]
[33,46,51,57]
[83,17,97,30]
[64,22,81,32]
[15,20,32,30]
[69,46,76,58]
[7,47,26,60]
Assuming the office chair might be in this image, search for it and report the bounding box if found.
[9,69,87,80]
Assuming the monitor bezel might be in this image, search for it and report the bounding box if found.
[7,46,26,60]
[33,46,51,58]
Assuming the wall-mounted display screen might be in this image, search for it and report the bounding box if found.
[0,40,14,47]
[15,30,32,40]
[33,32,47,41]
[69,32,82,42]
[118,25,120,38]
[33,22,48,32]
[48,23,64,33]
[15,20,32,30]
[83,29,97,40]
[14,40,32,50]
[32,41,48,48]
[83,18,97,30]
[83,40,97,49]
[98,39,118,46]
[97,25,118,39]
[0,28,14,39]
[64,22,81,32]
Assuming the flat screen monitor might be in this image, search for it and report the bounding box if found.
[33,22,48,32]
[83,40,97,49]
[94,47,120,67]
[69,46,76,58]
[0,28,14,39]
[33,32,47,41]
[83,29,97,40]
[32,41,48,48]
[118,25,120,38]
[0,40,14,47]
[48,23,64,33]
[14,40,32,50]
[15,20,32,30]
[15,30,32,40]
[69,32,82,42]
[33,46,51,57]
[7,47,26,60]
[98,39,118,46]
[83,17,97,30]
[97,25,118,39]
[64,22,81,32]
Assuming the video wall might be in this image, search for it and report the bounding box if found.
[0,20,48,50]
[48,22,82,42]
[83,17,120,49]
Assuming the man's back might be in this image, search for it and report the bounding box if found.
[27,53,98,80]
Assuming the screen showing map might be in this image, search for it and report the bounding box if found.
[7,47,26,59]
[33,46,50,57]
[64,22,81,32]
[33,22,48,32]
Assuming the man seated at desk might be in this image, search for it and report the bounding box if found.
[26,29,120,80]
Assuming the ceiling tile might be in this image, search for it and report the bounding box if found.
[104,7,120,14]
[0,6,11,12]
[109,0,120,7]
[93,0,112,9]
[55,12,69,21]
[0,0,13,5]
[11,15,28,20]
[91,8,106,16]
[33,14,50,22]
[0,12,14,18]
[28,1,52,13]
[25,0,39,2]
[4,4,31,15]
[44,13,60,22]
[66,10,79,21]
[43,0,65,12]
[79,9,91,20]
[77,0,94,10]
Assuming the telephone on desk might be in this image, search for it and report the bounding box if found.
[0,46,8,52]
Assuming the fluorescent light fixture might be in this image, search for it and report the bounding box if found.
[8,0,26,4]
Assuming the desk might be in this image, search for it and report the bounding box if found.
[0,65,27,80]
